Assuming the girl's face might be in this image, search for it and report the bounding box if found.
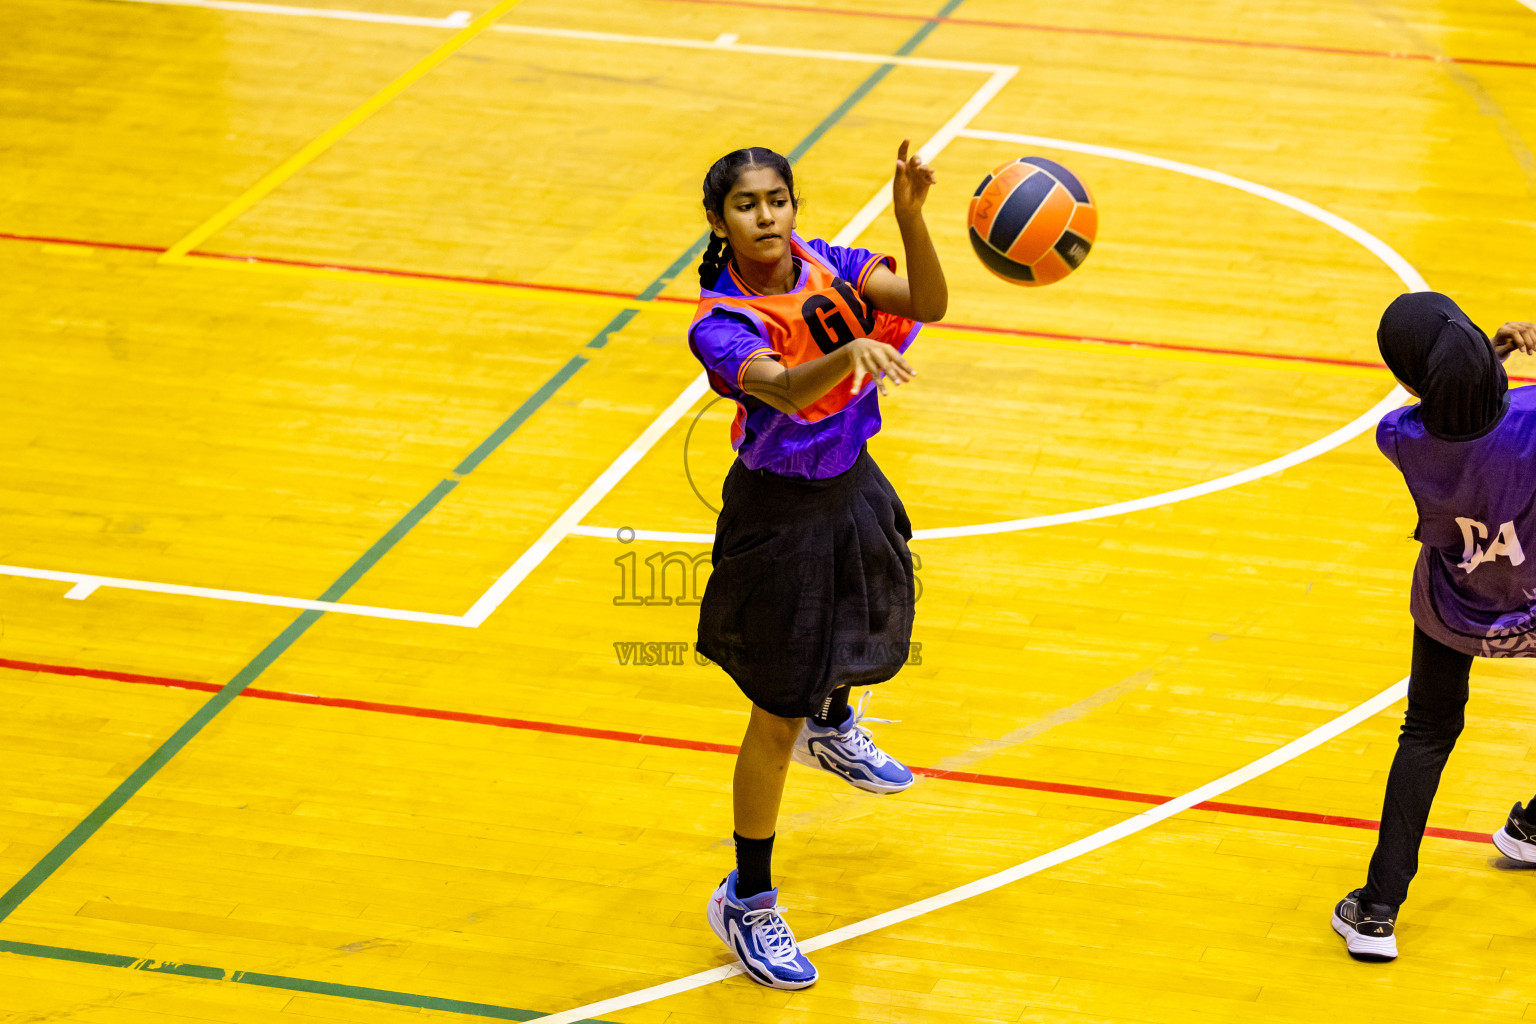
[706,166,797,267]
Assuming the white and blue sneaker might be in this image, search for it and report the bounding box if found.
[706,870,818,990]
[792,692,914,794]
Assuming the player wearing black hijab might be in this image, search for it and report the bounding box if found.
[1333,292,1536,963]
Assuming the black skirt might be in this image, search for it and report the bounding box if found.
[696,444,916,719]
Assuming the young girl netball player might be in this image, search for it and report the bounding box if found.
[1333,292,1536,962]
[688,141,946,988]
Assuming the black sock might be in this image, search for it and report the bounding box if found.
[813,686,851,728]
[734,832,774,899]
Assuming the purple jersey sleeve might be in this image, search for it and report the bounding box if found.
[1377,406,1407,470]
[689,310,780,396]
[802,237,892,293]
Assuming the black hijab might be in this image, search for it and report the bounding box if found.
[1377,291,1507,441]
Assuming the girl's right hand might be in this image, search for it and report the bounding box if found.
[846,337,915,396]
[1493,321,1536,362]
[893,138,936,219]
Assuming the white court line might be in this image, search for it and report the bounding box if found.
[838,68,1018,246]
[7,95,1424,607]
[490,22,1013,73]
[458,68,1014,625]
[112,0,472,28]
[960,130,1424,287]
[572,130,1426,546]
[109,0,1011,72]
[531,674,1412,1023]
[5,3,1010,622]
[538,130,1425,1017]
[570,363,1395,552]
[456,67,1016,625]
[0,565,470,626]
[915,386,1406,539]
[459,375,715,627]
[569,525,707,543]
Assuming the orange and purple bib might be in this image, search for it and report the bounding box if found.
[687,233,920,479]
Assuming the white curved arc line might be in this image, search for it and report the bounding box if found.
[534,132,1432,1023]
[572,131,1425,545]
[914,384,1408,539]
[568,384,1407,545]
[959,129,1428,292]
[529,675,1410,1024]
[567,384,1406,546]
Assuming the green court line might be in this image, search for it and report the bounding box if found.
[626,0,965,304]
[0,1,965,1016]
[320,478,457,599]
[0,940,617,1023]
[585,308,639,349]
[455,354,590,474]
[0,481,471,923]
[0,607,304,923]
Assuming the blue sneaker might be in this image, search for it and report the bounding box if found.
[706,870,818,989]
[792,692,914,794]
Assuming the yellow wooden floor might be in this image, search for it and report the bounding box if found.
[4,0,1536,1020]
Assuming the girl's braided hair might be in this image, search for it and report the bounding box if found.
[698,147,800,290]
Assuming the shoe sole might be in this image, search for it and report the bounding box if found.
[1493,827,1536,863]
[1331,911,1397,962]
[706,890,817,991]
[706,891,729,948]
[790,744,914,795]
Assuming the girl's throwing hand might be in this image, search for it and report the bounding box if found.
[893,138,936,218]
[847,337,915,397]
[1493,321,1536,362]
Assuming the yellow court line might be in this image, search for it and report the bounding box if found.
[923,326,1395,381]
[158,0,530,263]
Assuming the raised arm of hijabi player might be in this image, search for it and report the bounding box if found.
[1493,321,1536,362]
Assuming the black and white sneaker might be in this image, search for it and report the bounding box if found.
[1332,889,1398,962]
[1492,802,1536,863]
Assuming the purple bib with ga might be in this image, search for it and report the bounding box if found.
[1380,386,1536,656]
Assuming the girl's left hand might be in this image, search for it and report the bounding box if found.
[893,138,936,217]
[1493,321,1536,362]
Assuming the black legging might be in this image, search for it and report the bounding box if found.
[1360,626,1472,908]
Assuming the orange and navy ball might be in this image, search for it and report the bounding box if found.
[967,157,1097,286]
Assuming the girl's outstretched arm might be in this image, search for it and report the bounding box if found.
[741,337,915,414]
[863,138,948,323]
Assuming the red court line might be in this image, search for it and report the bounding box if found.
[913,765,1485,844]
[940,321,1386,371]
[3,232,167,255]
[950,324,1536,384]
[188,250,697,305]
[648,0,1536,71]
[2,656,1490,845]
[0,231,693,306]
[10,229,1534,385]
